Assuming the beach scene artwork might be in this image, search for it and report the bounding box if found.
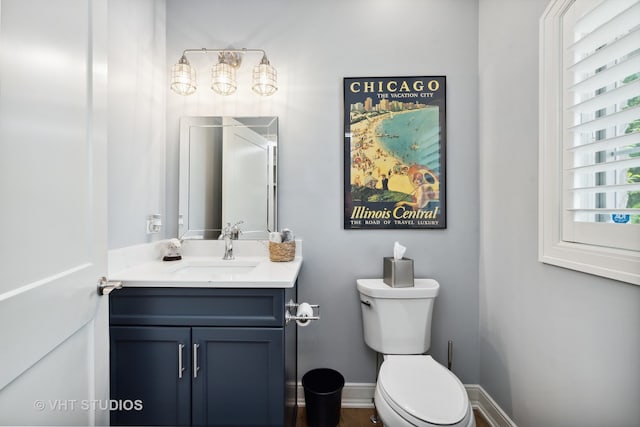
[344,77,446,229]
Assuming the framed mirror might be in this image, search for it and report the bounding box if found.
[178,116,278,240]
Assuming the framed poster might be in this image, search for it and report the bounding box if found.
[343,76,446,229]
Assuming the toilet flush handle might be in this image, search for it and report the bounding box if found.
[360,300,372,307]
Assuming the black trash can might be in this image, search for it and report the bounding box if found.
[302,368,345,427]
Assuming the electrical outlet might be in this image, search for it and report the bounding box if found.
[146,214,162,234]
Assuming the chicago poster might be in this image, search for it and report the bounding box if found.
[344,76,446,229]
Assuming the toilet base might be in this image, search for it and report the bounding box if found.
[374,385,476,427]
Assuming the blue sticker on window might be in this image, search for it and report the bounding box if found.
[612,214,630,224]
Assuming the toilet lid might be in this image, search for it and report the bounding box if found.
[378,355,468,426]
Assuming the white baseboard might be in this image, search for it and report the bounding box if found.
[297,383,517,427]
[465,384,517,427]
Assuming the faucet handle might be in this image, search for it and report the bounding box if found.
[231,221,243,240]
[219,221,243,240]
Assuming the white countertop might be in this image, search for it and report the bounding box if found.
[108,239,303,288]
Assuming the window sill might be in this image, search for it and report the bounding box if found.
[539,239,640,286]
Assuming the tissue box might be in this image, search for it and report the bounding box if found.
[383,257,414,288]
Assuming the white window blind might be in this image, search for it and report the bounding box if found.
[562,0,640,252]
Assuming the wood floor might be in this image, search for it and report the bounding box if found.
[296,407,491,427]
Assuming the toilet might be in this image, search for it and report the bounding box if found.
[357,278,475,427]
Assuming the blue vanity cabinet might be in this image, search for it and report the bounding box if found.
[109,287,297,427]
[109,326,192,426]
[191,327,284,426]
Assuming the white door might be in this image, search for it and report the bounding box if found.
[0,0,109,425]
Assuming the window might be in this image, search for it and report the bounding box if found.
[539,0,640,285]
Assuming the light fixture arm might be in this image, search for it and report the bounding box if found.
[180,47,268,56]
[180,48,269,68]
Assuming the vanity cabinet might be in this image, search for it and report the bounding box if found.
[109,326,191,425]
[109,287,297,427]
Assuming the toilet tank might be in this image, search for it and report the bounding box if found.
[357,279,439,354]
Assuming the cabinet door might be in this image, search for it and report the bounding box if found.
[192,327,284,427]
[110,326,191,426]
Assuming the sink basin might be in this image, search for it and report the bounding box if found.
[170,260,259,278]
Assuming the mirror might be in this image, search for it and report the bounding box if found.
[178,116,277,240]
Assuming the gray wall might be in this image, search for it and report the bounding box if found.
[164,0,480,384]
[108,0,166,249]
[478,1,640,426]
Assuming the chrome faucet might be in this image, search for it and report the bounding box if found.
[219,221,243,260]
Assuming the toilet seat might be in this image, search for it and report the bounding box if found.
[377,355,469,426]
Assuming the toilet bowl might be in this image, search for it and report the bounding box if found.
[356,279,475,427]
[374,355,475,427]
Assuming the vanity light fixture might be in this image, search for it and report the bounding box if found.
[170,48,278,97]
[170,55,197,95]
